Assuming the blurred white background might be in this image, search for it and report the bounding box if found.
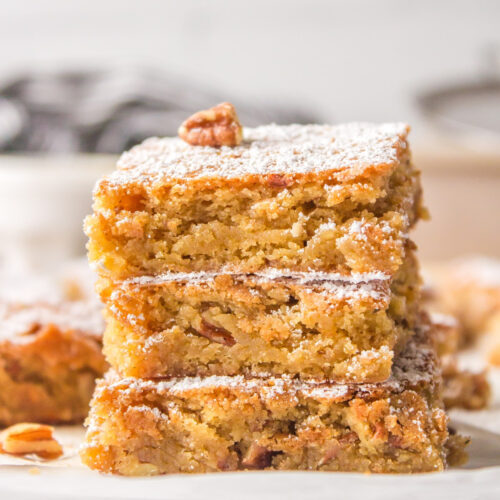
[0,0,499,267]
[0,0,498,127]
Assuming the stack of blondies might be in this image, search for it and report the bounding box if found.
[81,103,466,475]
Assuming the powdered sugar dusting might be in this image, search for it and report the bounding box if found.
[102,331,437,402]
[429,312,458,328]
[103,123,409,187]
[121,270,391,304]
[126,269,389,285]
[451,256,500,288]
[0,300,104,342]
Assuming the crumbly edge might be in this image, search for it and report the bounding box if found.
[86,151,423,279]
[103,315,403,382]
[82,329,469,475]
[441,358,491,411]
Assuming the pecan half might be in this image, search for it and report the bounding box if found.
[0,423,63,460]
[178,102,243,147]
[241,443,273,469]
[197,319,236,347]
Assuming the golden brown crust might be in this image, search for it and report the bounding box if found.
[79,121,454,476]
[81,386,449,475]
[86,123,422,280]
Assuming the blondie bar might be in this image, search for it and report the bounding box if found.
[100,251,420,381]
[81,330,467,475]
[86,123,423,280]
[0,300,107,426]
[425,257,500,366]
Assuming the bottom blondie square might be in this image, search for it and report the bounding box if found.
[81,330,467,475]
[0,300,107,426]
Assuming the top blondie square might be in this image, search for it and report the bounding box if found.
[86,119,423,280]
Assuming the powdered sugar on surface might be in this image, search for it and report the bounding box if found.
[104,123,409,187]
[121,270,391,304]
[429,312,459,328]
[125,269,389,285]
[0,300,104,342]
[452,256,500,288]
[102,332,437,402]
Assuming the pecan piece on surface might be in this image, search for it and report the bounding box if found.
[197,319,236,347]
[0,423,63,460]
[241,443,274,469]
[178,102,243,147]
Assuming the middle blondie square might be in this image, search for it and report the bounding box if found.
[99,248,420,382]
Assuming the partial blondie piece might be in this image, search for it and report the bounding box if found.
[81,331,467,475]
[86,123,423,280]
[441,359,491,410]
[425,257,500,366]
[426,257,500,345]
[100,253,420,382]
[0,300,107,426]
[430,312,491,410]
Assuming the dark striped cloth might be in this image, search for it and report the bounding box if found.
[0,69,320,154]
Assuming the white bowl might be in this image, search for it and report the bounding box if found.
[0,154,115,272]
